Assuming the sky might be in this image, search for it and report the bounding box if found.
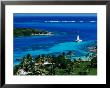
[14,13,97,17]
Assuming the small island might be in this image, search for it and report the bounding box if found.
[14,28,53,37]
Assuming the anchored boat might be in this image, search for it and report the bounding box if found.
[75,35,82,42]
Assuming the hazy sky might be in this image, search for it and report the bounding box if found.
[14,13,97,17]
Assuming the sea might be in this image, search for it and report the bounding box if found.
[14,14,97,65]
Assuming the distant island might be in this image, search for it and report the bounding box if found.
[14,28,53,37]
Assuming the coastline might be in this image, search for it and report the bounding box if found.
[31,32,54,36]
[14,45,97,75]
[14,28,54,37]
[14,40,97,65]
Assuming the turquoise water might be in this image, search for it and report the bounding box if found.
[14,38,96,65]
[14,13,97,65]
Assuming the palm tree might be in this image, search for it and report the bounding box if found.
[14,65,20,75]
[20,56,27,68]
[20,54,33,73]
[26,54,33,69]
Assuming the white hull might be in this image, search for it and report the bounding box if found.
[76,40,82,42]
[75,35,82,42]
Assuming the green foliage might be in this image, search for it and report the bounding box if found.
[14,28,49,37]
[78,71,88,75]
[14,51,97,75]
[14,65,20,75]
[91,56,97,68]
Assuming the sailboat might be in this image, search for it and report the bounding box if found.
[75,35,82,42]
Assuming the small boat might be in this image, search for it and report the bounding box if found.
[75,35,82,42]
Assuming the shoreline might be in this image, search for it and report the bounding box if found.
[31,32,54,36]
[14,49,97,75]
[14,28,54,37]
[13,39,97,75]
[14,40,97,65]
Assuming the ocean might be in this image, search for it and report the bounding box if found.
[14,14,97,65]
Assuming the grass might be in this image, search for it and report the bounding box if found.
[89,68,97,75]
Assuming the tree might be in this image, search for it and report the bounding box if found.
[14,65,20,75]
[91,56,97,68]
[20,54,33,72]
[55,54,71,69]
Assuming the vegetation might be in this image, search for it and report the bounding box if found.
[14,28,52,37]
[14,51,97,75]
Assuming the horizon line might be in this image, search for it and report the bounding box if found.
[14,13,97,17]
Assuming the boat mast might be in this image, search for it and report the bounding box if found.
[77,35,80,40]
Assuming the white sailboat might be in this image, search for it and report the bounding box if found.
[75,35,82,42]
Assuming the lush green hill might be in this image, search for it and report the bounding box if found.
[14,28,52,37]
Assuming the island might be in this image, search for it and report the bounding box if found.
[14,28,53,37]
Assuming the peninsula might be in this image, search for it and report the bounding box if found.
[14,28,53,37]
